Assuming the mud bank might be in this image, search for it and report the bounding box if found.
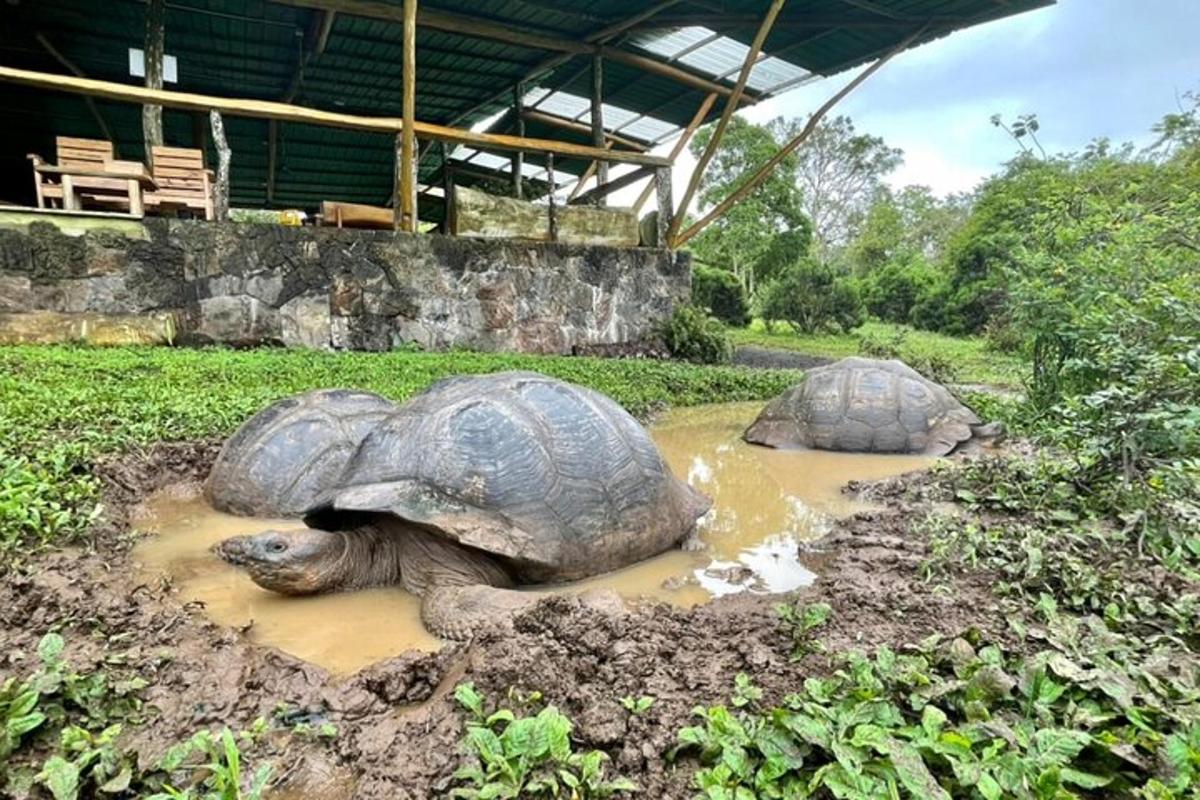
[0,442,1008,798]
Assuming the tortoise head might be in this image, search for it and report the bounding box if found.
[212,528,349,595]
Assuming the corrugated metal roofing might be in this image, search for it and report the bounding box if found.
[0,0,1052,216]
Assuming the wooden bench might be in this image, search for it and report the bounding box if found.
[28,137,140,212]
[144,146,215,220]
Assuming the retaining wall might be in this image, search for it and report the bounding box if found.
[0,215,690,353]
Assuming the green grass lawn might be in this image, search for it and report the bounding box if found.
[0,345,801,555]
[729,319,1026,388]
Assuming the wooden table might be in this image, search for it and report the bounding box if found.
[34,162,157,216]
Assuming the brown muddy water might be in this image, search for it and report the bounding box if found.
[132,402,932,673]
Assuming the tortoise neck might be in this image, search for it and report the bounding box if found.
[372,517,514,596]
[332,523,405,591]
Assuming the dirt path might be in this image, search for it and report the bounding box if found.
[731,345,834,371]
[0,443,1007,799]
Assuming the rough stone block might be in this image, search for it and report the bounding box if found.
[280,294,332,350]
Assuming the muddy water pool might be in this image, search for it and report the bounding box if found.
[132,402,931,673]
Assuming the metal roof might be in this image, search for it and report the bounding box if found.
[0,0,1053,215]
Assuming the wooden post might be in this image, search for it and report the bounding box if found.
[655,166,673,248]
[546,153,558,242]
[511,83,524,199]
[634,92,716,214]
[667,0,785,245]
[396,0,418,232]
[143,0,165,166]
[441,143,455,234]
[675,26,926,247]
[209,109,231,221]
[590,54,607,206]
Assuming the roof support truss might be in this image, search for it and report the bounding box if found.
[675,24,927,248]
[668,0,786,246]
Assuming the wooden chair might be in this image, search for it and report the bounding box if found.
[144,146,215,220]
[28,137,119,209]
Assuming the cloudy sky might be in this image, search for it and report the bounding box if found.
[650,0,1200,201]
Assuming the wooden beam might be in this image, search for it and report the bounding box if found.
[675,26,925,248]
[143,0,165,165]
[34,33,117,155]
[397,0,417,231]
[668,0,786,246]
[269,0,753,103]
[566,141,614,202]
[633,91,716,214]
[523,109,647,152]
[315,10,337,54]
[0,65,672,168]
[571,165,654,206]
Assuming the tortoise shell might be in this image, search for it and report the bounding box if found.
[206,389,399,517]
[311,372,710,582]
[743,358,981,455]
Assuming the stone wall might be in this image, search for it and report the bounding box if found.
[0,216,690,353]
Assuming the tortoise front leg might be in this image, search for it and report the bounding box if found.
[420,584,542,640]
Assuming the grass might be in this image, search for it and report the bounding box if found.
[0,345,800,555]
[729,320,1027,388]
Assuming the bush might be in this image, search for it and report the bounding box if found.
[691,264,751,327]
[858,254,939,324]
[758,260,864,335]
[658,305,733,365]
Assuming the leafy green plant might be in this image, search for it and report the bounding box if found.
[147,726,273,800]
[450,682,637,799]
[620,696,656,716]
[659,306,734,365]
[693,264,752,327]
[775,600,832,662]
[674,628,1200,800]
[758,259,864,335]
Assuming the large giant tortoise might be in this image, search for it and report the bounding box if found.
[205,389,400,517]
[744,357,1002,455]
[212,372,710,639]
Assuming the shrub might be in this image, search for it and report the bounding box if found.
[858,254,939,325]
[757,260,864,335]
[658,305,733,365]
[691,264,751,327]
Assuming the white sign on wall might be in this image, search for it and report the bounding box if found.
[129,48,178,83]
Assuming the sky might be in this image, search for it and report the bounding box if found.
[626,0,1200,204]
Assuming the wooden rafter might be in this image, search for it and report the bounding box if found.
[674,25,927,248]
[632,91,717,214]
[667,0,787,246]
[523,109,647,152]
[268,0,755,103]
[0,66,672,168]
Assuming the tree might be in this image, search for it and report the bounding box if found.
[787,115,903,257]
[758,260,865,334]
[688,117,811,294]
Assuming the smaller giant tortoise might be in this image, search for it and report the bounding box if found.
[212,372,710,639]
[744,357,1001,455]
[205,389,400,518]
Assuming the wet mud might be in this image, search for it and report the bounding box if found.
[0,424,1009,799]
